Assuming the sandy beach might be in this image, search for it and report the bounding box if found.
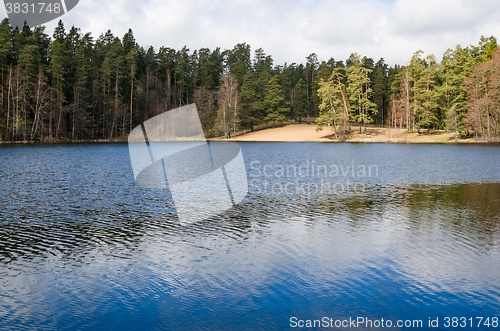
[227,124,327,142]
[212,123,482,143]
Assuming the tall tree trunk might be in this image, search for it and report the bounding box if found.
[166,67,171,110]
[31,67,43,141]
[109,66,119,141]
[103,75,106,138]
[1,60,3,136]
[56,85,63,140]
[49,90,53,141]
[129,57,134,133]
[487,105,491,142]
[15,66,19,141]
[5,65,11,141]
[72,87,76,141]
[454,114,457,142]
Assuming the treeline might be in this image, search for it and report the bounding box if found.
[0,18,401,142]
[0,18,497,142]
[316,36,500,141]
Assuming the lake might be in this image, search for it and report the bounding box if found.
[1,143,499,330]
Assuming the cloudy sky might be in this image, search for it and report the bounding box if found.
[2,0,500,66]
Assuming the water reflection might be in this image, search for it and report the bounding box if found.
[0,143,499,330]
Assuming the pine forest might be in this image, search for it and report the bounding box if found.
[0,19,499,142]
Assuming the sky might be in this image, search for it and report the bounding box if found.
[2,0,500,67]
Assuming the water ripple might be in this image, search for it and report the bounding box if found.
[0,143,500,330]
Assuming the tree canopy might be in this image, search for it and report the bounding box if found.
[0,18,497,141]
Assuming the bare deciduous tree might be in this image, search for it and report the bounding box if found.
[217,73,239,139]
[464,50,500,141]
[31,65,50,141]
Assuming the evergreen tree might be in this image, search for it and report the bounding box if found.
[305,53,319,115]
[264,75,287,124]
[439,44,481,136]
[293,78,308,123]
[197,48,216,91]
[0,19,12,138]
[253,48,272,121]
[18,43,39,140]
[279,63,298,114]
[408,50,425,131]
[226,43,251,87]
[0,18,498,142]
[346,53,376,134]
[479,35,498,63]
[239,70,260,131]
[50,20,68,140]
[372,58,388,126]
[416,54,440,134]
[316,69,350,139]
[193,86,216,137]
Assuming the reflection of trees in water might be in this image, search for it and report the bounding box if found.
[0,209,165,264]
[404,183,500,249]
[0,193,258,264]
[2,182,499,264]
[311,182,500,248]
[243,183,500,244]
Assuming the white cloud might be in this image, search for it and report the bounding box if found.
[1,0,500,66]
[391,0,494,35]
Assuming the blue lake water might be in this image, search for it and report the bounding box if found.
[0,143,500,330]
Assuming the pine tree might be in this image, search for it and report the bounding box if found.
[226,43,251,88]
[107,37,124,140]
[125,46,137,132]
[408,50,425,132]
[439,44,481,136]
[253,48,272,123]
[316,69,350,139]
[372,58,388,126]
[416,54,440,134]
[347,53,376,134]
[239,70,260,131]
[293,78,308,124]
[156,46,176,111]
[305,53,319,116]
[0,19,11,139]
[197,48,215,91]
[264,75,287,124]
[72,31,95,140]
[193,86,216,137]
[50,20,68,140]
[18,44,39,140]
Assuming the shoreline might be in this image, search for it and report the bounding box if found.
[212,124,493,144]
[0,138,128,144]
[0,124,497,144]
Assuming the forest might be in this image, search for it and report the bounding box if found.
[0,18,498,142]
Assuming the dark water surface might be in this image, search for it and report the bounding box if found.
[0,143,499,330]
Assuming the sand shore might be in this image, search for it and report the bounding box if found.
[209,123,483,143]
[1,124,486,144]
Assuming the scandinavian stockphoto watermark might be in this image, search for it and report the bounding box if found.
[128,104,248,225]
[249,159,379,197]
[4,0,79,29]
